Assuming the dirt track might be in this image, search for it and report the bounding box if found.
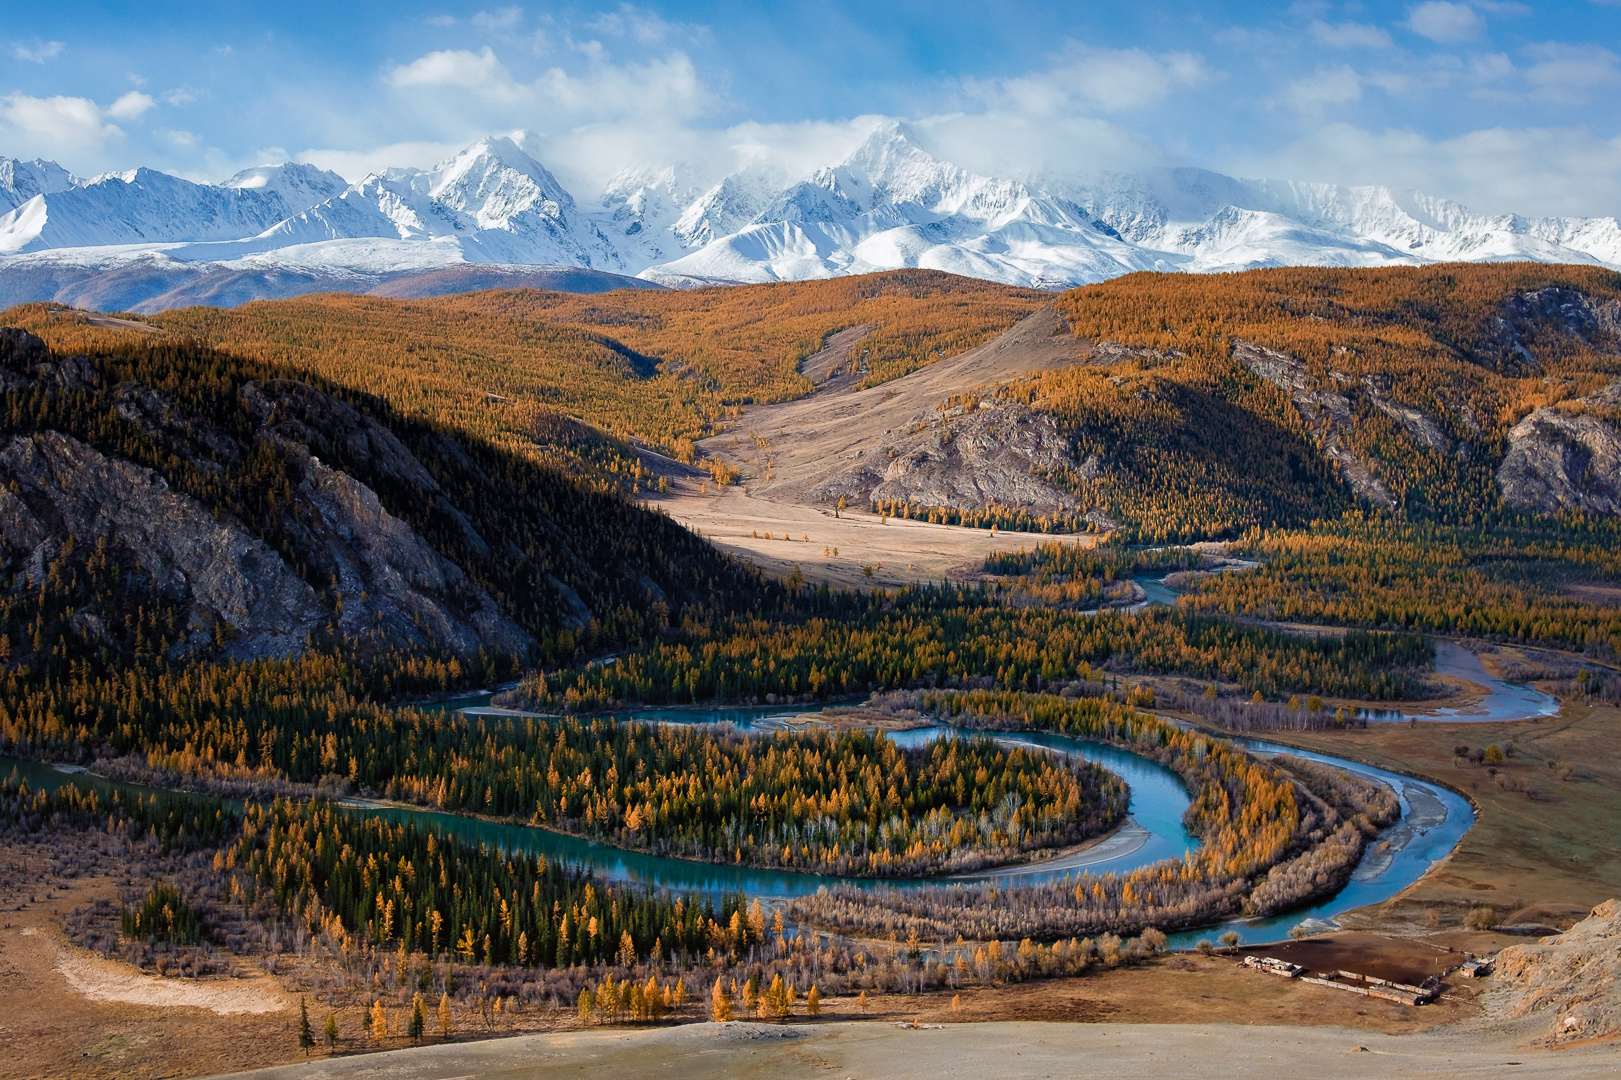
[204,1019,1621,1080]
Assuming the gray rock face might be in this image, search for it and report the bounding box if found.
[1499,384,1621,516]
[1235,340,1397,509]
[809,398,1083,516]
[242,379,440,493]
[0,429,324,658]
[285,444,531,657]
[0,327,98,394]
[1363,375,1451,452]
[0,331,534,661]
[1487,287,1621,375]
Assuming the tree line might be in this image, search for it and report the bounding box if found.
[509,586,1434,710]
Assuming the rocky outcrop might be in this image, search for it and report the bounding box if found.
[0,327,532,661]
[807,398,1086,516]
[1487,287,1621,374]
[0,429,324,658]
[1499,386,1621,516]
[1491,898,1621,1044]
[1235,340,1397,509]
[242,379,440,493]
[1363,375,1451,452]
[283,445,530,657]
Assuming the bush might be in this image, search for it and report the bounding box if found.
[1465,906,1498,931]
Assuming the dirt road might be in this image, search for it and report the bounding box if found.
[204,1019,1621,1080]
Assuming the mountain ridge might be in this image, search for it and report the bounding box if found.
[2,125,1620,311]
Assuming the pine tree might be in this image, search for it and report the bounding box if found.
[806,984,821,1016]
[298,997,313,1054]
[323,1012,338,1048]
[710,977,733,1022]
[371,1000,388,1041]
[438,992,453,1038]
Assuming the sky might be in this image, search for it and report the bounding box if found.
[2,1,1620,217]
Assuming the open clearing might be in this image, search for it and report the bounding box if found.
[0,860,294,1080]
[647,306,1101,587]
[648,481,1084,589]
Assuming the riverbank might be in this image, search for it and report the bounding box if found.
[1244,695,1621,944]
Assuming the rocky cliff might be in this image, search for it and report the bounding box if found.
[1491,898,1621,1044]
[1498,382,1621,516]
[0,327,551,661]
[807,398,1086,517]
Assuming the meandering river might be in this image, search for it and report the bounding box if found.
[1,691,1478,945]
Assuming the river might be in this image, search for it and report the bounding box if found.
[2,693,1476,946]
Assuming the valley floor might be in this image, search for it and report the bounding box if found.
[6,670,1618,1079]
[650,480,1069,589]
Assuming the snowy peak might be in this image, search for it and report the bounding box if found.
[2,134,1621,310]
[0,157,78,213]
[0,164,323,254]
[223,163,347,214]
[428,137,576,226]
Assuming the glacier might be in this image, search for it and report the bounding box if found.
[1,122,1618,313]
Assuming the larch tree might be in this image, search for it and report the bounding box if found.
[710,977,733,1022]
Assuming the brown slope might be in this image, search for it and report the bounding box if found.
[696,305,1092,508]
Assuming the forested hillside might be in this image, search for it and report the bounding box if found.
[0,325,772,673]
[1028,263,1621,539]
[4,271,1043,482]
[12,264,1617,542]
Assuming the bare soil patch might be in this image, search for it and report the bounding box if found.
[649,480,1080,589]
[1563,582,1621,606]
[1241,934,1458,987]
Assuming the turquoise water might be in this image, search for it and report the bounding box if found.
[2,684,1487,944]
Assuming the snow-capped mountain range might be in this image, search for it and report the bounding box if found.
[2,121,1619,312]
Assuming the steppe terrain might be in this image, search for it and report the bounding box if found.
[649,306,1101,587]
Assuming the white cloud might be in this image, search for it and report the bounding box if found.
[1522,42,1621,102]
[1280,66,1364,113]
[586,4,695,45]
[106,91,155,120]
[966,45,1212,115]
[13,40,65,64]
[1308,21,1394,49]
[472,6,523,31]
[385,43,716,127]
[1240,122,1621,218]
[0,90,153,153]
[1404,2,1484,43]
[295,139,470,181]
[389,46,518,94]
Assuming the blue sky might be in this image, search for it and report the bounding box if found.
[3,1,1620,215]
